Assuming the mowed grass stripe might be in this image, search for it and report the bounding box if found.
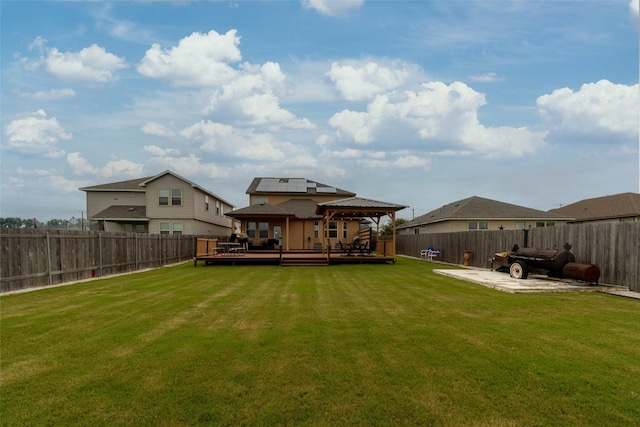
[1,259,639,426]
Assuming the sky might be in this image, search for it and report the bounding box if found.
[1,0,639,222]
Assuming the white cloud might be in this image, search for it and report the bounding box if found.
[141,122,176,138]
[180,120,300,161]
[630,0,639,24]
[301,0,364,17]
[328,109,374,143]
[327,61,411,101]
[65,152,143,179]
[99,159,144,179]
[537,80,640,137]
[137,29,241,87]
[205,61,315,129]
[328,81,547,157]
[21,88,76,101]
[43,43,128,83]
[143,145,181,156]
[148,154,231,179]
[67,152,100,175]
[469,72,504,83]
[4,110,71,158]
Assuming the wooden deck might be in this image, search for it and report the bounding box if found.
[194,249,396,266]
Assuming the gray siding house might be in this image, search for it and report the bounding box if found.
[80,170,234,235]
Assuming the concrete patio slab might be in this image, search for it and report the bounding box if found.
[434,268,636,298]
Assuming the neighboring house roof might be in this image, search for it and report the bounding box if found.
[398,196,572,229]
[79,177,151,192]
[246,177,356,197]
[80,170,234,207]
[92,205,148,221]
[548,192,640,222]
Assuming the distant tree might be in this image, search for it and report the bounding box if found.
[380,218,408,235]
[0,217,34,228]
[46,219,66,229]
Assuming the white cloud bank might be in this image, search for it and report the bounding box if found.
[328,81,547,158]
[537,79,639,137]
[137,29,242,87]
[4,110,71,158]
[24,37,128,84]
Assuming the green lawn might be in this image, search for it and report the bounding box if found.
[1,258,639,426]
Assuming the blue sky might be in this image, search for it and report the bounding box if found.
[1,0,638,221]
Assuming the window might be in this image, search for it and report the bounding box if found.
[124,224,146,233]
[205,195,209,211]
[247,222,256,238]
[253,197,268,205]
[216,201,220,215]
[343,222,348,238]
[516,222,525,229]
[327,221,338,238]
[160,222,170,234]
[159,188,181,206]
[314,222,319,239]
[259,222,269,239]
[172,222,183,235]
[159,189,169,206]
[468,221,487,230]
[171,189,182,206]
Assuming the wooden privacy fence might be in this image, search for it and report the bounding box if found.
[397,222,640,292]
[0,229,211,293]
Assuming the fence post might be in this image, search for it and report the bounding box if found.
[135,233,139,270]
[46,232,52,286]
[99,232,103,277]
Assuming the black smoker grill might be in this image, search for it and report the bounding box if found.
[492,245,600,284]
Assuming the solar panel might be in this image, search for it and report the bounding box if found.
[256,178,307,192]
[317,187,337,193]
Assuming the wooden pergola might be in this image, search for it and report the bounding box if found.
[316,197,407,254]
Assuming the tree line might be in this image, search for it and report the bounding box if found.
[0,217,88,230]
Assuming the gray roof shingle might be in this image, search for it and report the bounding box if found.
[400,196,572,228]
[549,192,640,222]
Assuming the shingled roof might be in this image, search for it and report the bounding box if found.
[549,192,640,222]
[92,205,147,220]
[227,199,321,219]
[246,177,356,197]
[399,196,572,229]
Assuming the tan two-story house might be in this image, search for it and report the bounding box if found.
[226,177,358,250]
[80,170,234,235]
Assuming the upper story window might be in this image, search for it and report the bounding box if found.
[159,188,181,206]
[253,197,268,205]
[205,195,209,211]
[172,189,182,206]
[159,189,169,206]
